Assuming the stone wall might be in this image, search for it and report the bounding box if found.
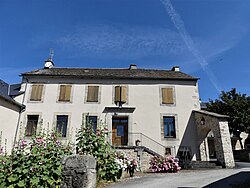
[116,146,155,172]
[61,155,96,188]
[194,111,235,168]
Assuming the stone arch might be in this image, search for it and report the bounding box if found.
[193,110,235,168]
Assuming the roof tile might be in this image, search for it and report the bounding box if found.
[22,67,198,80]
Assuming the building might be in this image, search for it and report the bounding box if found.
[3,61,235,168]
[0,80,25,153]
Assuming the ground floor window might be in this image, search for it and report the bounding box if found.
[56,115,68,137]
[86,116,98,133]
[163,116,176,138]
[26,115,39,136]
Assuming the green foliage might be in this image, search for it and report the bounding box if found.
[0,130,73,187]
[207,88,250,135]
[76,121,120,182]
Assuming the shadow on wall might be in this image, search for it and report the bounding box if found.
[176,113,198,167]
[203,171,250,188]
[177,112,219,167]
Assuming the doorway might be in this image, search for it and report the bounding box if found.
[112,116,128,146]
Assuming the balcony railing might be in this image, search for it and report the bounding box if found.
[107,132,168,156]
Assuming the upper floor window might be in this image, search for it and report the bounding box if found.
[26,115,39,136]
[56,115,68,137]
[114,86,127,106]
[161,87,174,105]
[86,115,98,133]
[86,86,99,103]
[163,116,176,138]
[30,84,43,101]
[59,85,72,102]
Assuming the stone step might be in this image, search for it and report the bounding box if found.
[189,161,222,169]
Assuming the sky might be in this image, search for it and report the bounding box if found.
[0,0,249,101]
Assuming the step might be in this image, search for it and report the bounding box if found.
[189,161,222,169]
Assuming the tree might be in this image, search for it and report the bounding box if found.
[207,88,250,137]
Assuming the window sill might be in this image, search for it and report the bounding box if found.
[85,101,100,104]
[163,137,178,141]
[160,103,176,107]
[27,100,43,103]
[57,101,72,103]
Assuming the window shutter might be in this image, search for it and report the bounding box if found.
[65,85,72,101]
[121,86,127,103]
[30,84,43,101]
[59,85,71,101]
[87,86,99,102]
[115,86,127,104]
[162,88,174,104]
[59,85,66,101]
[115,86,121,103]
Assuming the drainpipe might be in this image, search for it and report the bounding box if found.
[13,77,28,149]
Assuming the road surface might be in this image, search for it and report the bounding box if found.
[107,162,250,188]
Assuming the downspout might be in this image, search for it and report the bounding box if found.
[13,77,28,148]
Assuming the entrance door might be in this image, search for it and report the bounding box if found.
[112,117,128,146]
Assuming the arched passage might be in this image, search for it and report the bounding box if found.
[193,110,235,168]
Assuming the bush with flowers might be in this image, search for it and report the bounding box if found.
[115,152,139,177]
[149,155,181,173]
[0,129,73,187]
[76,121,121,182]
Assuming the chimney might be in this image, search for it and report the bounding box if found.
[129,64,137,70]
[171,66,180,72]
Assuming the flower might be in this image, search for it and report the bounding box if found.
[150,156,181,173]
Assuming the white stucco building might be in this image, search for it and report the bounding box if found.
[1,62,234,168]
[0,80,24,154]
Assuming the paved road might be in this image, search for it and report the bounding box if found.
[108,162,250,188]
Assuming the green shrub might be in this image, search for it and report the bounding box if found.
[0,130,73,187]
[76,122,120,182]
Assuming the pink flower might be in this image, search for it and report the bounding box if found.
[20,139,27,149]
[36,137,44,144]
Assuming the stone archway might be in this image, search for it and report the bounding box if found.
[193,110,235,168]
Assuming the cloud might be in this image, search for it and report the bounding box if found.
[160,0,248,93]
[57,24,191,59]
[160,0,221,92]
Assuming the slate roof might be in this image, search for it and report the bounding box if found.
[193,110,229,118]
[22,67,198,80]
[0,80,24,109]
[9,83,23,97]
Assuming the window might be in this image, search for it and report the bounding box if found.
[59,85,72,102]
[114,86,127,106]
[56,115,68,137]
[26,115,39,136]
[161,88,174,104]
[163,116,176,138]
[86,116,97,133]
[86,86,99,102]
[30,84,43,101]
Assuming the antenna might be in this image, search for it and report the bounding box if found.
[44,49,55,68]
[49,49,54,61]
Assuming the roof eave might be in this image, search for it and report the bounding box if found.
[0,94,25,109]
[21,74,199,81]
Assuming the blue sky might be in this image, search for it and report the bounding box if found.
[0,0,249,101]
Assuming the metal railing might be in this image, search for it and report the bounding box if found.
[107,132,167,156]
